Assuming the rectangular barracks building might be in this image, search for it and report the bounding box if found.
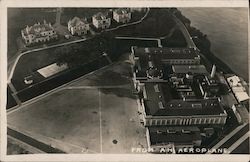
[146,126,202,152]
[138,82,227,127]
[130,47,201,74]
[130,46,201,85]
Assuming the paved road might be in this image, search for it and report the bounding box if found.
[7,8,150,82]
[172,14,197,49]
[7,61,118,115]
[219,124,249,149]
[207,123,249,154]
[8,38,87,81]
[8,135,45,154]
[231,138,249,154]
[227,131,249,153]
[7,127,65,153]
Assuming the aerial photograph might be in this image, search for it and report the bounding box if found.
[5,7,249,155]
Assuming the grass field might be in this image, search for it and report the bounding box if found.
[8,88,146,153]
[11,40,106,92]
[113,8,176,38]
[8,60,147,153]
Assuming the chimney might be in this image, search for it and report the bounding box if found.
[26,25,29,33]
[210,65,216,78]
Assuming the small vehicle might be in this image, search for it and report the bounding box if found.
[24,75,33,85]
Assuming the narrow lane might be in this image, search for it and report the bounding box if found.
[227,132,249,153]
[7,127,65,153]
[219,124,249,149]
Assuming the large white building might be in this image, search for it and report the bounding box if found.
[68,17,90,36]
[92,12,111,29]
[138,82,227,127]
[113,8,131,23]
[226,75,249,103]
[21,20,58,46]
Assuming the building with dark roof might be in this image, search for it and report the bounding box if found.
[131,46,201,83]
[68,17,90,36]
[131,45,227,152]
[171,65,208,75]
[138,82,227,126]
[146,126,201,152]
[21,20,58,46]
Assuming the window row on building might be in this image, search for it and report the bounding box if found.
[67,8,136,36]
[144,116,227,126]
[21,21,58,46]
[162,58,200,65]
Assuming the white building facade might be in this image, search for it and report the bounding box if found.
[21,21,58,46]
[68,17,90,36]
[92,12,111,29]
[113,9,131,23]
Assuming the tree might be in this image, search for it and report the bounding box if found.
[54,33,118,68]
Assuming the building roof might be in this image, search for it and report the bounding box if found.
[172,65,208,74]
[22,21,54,36]
[227,75,241,87]
[37,63,68,78]
[133,47,200,80]
[234,92,249,102]
[114,8,130,15]
[143,82,226,116]
[227,75,249,102]
[68,17,88,27]
[148,126,201,146]
[93,12,109,20]
[134,47,200,60]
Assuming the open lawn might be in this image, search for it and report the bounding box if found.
[67,59,132,87]
[11,40,107,92]
[8,89,100,153]
[11,48,58,91]
[8,60,147,153]
[161,29,187,47]
[8,88,146,153]
[113,8,176,38]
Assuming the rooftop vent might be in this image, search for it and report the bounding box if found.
[154,84,160,92]
[159,101,165,109]
[145,48,150,53]
[192,103,202,108]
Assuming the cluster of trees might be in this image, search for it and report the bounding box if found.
[54,32,117,68]
[114,8,176,37]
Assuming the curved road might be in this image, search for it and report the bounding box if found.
[8,8,150,82]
